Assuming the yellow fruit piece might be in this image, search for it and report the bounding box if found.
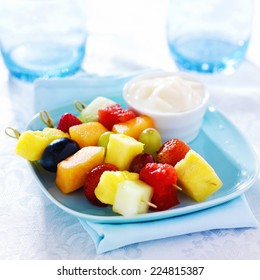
[113,179,153,217]
[95,171,139,205]
[175,150,223,202]
[105,133,144,170]
[69,122,108,148]
[15,128,69,161]
[56,146,105,194]
[112,115,155,139]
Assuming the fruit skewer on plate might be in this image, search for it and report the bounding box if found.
[6,96,223,217]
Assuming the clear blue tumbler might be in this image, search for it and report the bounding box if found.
[167,0,253,74]
[0,0,87,82]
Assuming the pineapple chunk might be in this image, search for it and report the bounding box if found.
[105,133,144,170]
[175,150,223,202]
[95,171,139,205]
[15,128,69,161]
[113,179,153,217]
[78,96,116,122]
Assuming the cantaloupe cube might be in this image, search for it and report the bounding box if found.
[56,146,105,194]
[15,128,69,161]
[95,171,139,205]
[105,133,144,170]
[175,150,223,202]
[112,115,155,139]
[69,122,108,148]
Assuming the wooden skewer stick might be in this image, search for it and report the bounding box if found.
[74,100,86,112]
[142,200,157,209]
[172,184,182,191]
[5,127,21,139]
[40,110,54,128]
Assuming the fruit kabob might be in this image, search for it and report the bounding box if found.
[6,96,223,217]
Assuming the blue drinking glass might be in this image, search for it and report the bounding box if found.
[167,0,253,74]
[0,0,87,82]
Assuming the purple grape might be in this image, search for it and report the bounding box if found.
[129,153,155,173]
[40,138,80,172]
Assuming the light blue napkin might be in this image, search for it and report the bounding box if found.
[33,72,145,113]
[79,195,259,254]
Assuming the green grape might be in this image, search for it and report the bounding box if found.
[138,128,162,160]
[97,131,114,149]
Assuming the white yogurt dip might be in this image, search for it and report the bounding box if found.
[123,71,209,143]
[124,75,205,114]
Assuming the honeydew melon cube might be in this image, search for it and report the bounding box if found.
[175,150,223,202]
[105,133,144,170]
[79,96,116,122]
[94,171,139,205]
[113,179,153,217]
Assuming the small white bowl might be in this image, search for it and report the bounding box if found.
[123,70,209,143]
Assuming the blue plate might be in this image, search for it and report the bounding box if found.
[27,97,259,223]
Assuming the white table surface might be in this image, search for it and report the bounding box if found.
[0,0,260,260]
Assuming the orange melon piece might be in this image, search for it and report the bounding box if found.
[69,122,108,148]
[56,146,105,194]
[112,115,155,139]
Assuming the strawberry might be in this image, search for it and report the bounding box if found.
[139,163,179,211]
[157,138,190,167]
[98,104,136,130]
[57,113,82,133]
[151,184,179,211]
[84,163,118,206]
[140,162,178,189]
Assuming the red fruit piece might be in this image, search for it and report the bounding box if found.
[84,163,118,206]
[140,162,177,189]
[139,163,179,211]
[157,138,190,167]
[98,104,136,130]
[151,185,179,212]
[57,113,82,133]
[129,153,154,173]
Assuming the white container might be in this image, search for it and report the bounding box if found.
[123,71,209,143]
